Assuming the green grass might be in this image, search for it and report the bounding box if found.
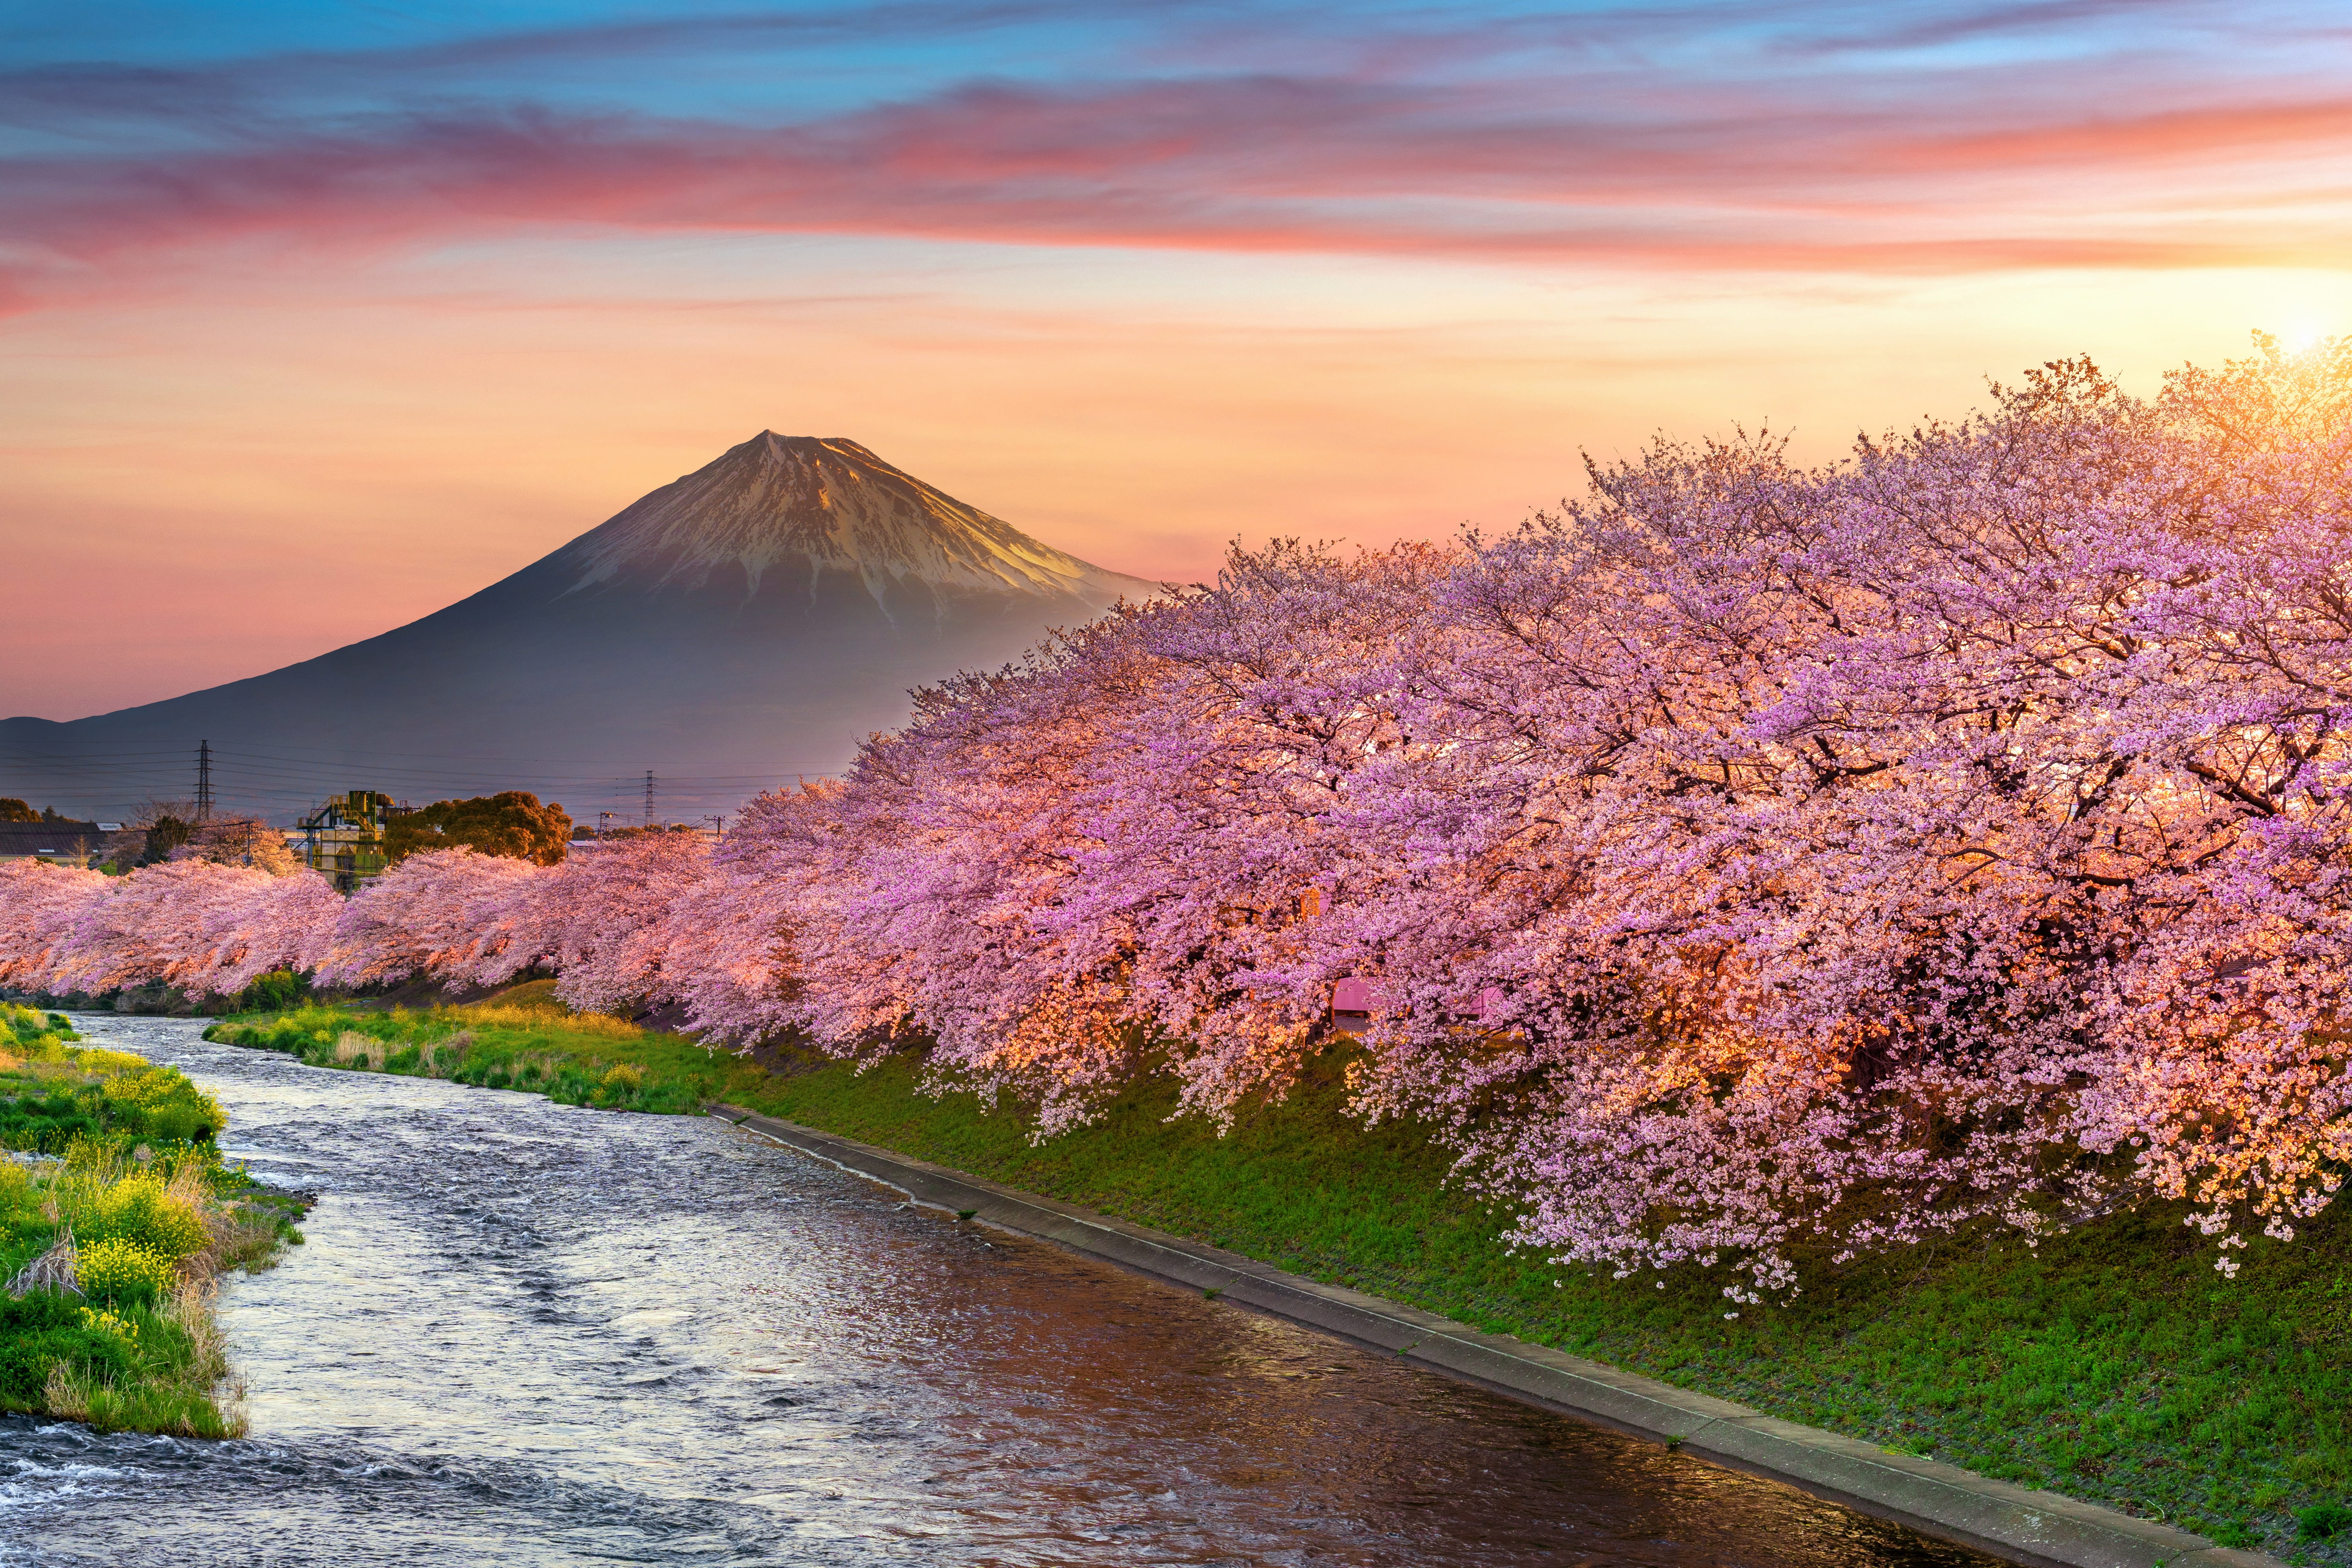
[0,1002,227,1155]
[0,1286,245,1439]
[1,1002,300,1437]
[207,989,2352,1563]
[207,988,707,1114]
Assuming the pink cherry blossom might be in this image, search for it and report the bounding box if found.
[14,336,2352,1292]
[0,860,110,993]
[315,848,548,989]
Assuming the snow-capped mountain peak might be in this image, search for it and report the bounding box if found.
[559,433,1154,607]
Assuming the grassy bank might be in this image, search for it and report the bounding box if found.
[208,987,2352,1561]
[208,992,703,1113]
[2,1004,306,1436]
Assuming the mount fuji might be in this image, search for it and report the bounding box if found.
[0,435,1160,819]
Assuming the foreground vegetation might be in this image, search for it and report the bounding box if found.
[209,987,2352,1561]
[1,1003,304,1436]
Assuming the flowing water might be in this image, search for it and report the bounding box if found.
[0,1015,2003,1568]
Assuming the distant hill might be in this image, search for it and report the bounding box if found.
[1,434,1159,820]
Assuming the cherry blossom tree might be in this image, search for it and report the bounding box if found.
[534,831,715,1015]
[47,860,289,997]
[721,338,2352,1291]
[15,336,2352,1294]
[172,814,304,876]
[194,868,343,995]
[0,860,109,993]
[315,848,549,989]
[1337,344,2352,1292]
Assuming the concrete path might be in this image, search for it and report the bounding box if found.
[710,1104,2286,1568]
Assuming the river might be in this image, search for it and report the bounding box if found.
[0,1014,2001,1567]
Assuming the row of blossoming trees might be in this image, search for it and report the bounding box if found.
[9,341,2352,1296]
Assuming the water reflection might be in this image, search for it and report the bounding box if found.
[0,1016,2000,1567]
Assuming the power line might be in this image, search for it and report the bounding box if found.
[0,740,844,826]
[3,744,840,782]
[196,754,831,786]
[104,738,855,768]
[0,752,200,766]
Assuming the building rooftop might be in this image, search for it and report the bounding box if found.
[0,819,111,860]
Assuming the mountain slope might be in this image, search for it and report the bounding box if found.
[566,433,1132,603]
[1,435,1159,819]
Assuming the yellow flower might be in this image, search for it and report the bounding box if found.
[78,1235,178,1297]
[77,1304,139,1341]
[87,1171,210,1258]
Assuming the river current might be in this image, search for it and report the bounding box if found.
[0,1015,1998,1568]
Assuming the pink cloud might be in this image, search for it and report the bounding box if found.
[4,64,2350,310]
[1886,96,2352,171]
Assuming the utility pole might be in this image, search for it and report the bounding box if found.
[643,771,655,828]
[704,813,724,840]
[597,811,613,841]
[194,740,212,820]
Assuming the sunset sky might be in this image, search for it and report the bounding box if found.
[7,0,2352,722]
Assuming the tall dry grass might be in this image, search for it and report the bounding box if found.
[414,1029,473,1074]
[445,1003,642,1039]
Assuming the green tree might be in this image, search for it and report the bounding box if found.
[385,792,570,866]
[0,799,36,822]
[137,815,193,866]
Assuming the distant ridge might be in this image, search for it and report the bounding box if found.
[1,436,1159,819]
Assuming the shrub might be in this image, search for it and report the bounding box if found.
[589,1062,647,1108]
[77,1235,178,1301]
[0,1004,77,1053]
[236,969,308,1013]
[143,1101,221,1143]
[98,1066,225,1143]
[2301,1502,2352,1541]
[84,1171,209,1258]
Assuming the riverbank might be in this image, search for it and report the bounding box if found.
[205,991,2352,1563]
[1,1004,307,1436]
